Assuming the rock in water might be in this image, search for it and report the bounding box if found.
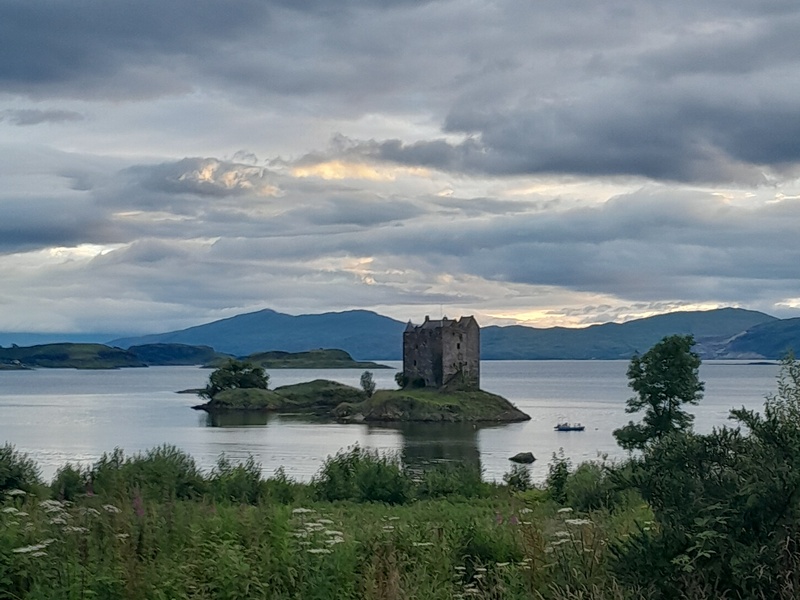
[509,452,535,464]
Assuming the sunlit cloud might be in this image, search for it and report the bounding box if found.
[291,160,429,181]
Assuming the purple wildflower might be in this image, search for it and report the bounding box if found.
[132,492,145,519]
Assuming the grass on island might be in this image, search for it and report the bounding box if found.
[354,387,531,422]
[198,380,530,422]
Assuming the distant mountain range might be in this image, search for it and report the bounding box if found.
[107,307,800,361]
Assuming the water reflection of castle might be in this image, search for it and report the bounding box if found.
[371,422,483,475]
[206,411,486,476]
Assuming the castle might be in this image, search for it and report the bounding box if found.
[402,315,480,389]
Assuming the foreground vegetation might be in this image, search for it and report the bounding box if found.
[0,443,645,600]
[5,335,800,598]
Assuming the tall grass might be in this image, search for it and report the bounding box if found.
[0,444,658,600]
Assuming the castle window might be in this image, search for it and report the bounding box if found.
[413,360,417,366]
[457,343,461,349]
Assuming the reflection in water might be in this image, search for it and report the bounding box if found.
[203,410,490,476]
[370,422,486,474]
[204,411,273,427]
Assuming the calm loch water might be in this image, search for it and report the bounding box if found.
[0,361,780,483]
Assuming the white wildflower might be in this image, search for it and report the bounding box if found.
[565,518,592,527]
[557,507,573,514]
[292,507,315,515]
[307,548,331,554]
[40,500,65,512]
[412,542,434,547]
[13,543,49,554]
[48,516,67,525]
[382,525,394,531]
[496,562,510,567]
[16,511,28,517]
[30,551,48,558]
[324,530,343,536]
[520,508,532,514]
[2,507,18,514]
[554,530,570,538]
[116,533,130,540]
[325,537,344,545]
[316,519,334,525]
[475,567,487,573]
[64,526,88,533]
[103,504,121,514]
[387,516,400,521]
[7,489,26,496]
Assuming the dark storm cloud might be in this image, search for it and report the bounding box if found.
[0,196,115,252]
[0,0,269,97]
[342,84,798,183]
[6,0,800,181]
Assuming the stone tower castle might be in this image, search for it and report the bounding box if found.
[402,315,480,389]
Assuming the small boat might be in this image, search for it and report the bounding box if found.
[554,422,585,432]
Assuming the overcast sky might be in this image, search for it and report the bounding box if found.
[2,0,800,336]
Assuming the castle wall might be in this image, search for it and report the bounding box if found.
[403,326,443,387]
[403,316,480,389]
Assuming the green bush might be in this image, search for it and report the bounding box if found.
[89,445,205,500]
[414,461,488,499]
[546,449,572,504]
[503,464,532,492]
[394,371,408,389]
[263,467,299,504]
[209,454,264,504]
[0,443,41,498]
[564,462,625,512]
[313,445,411,504]
[50,463,86,501]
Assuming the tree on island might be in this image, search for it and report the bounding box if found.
[200,359,270,400]
[360,371,376,397]
[613,334,704,451]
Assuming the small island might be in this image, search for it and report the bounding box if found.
[203,348,389,370]
[192,316,530,423]
[0,343,147,370]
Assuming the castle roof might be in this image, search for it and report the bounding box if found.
[406,315,479,331]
